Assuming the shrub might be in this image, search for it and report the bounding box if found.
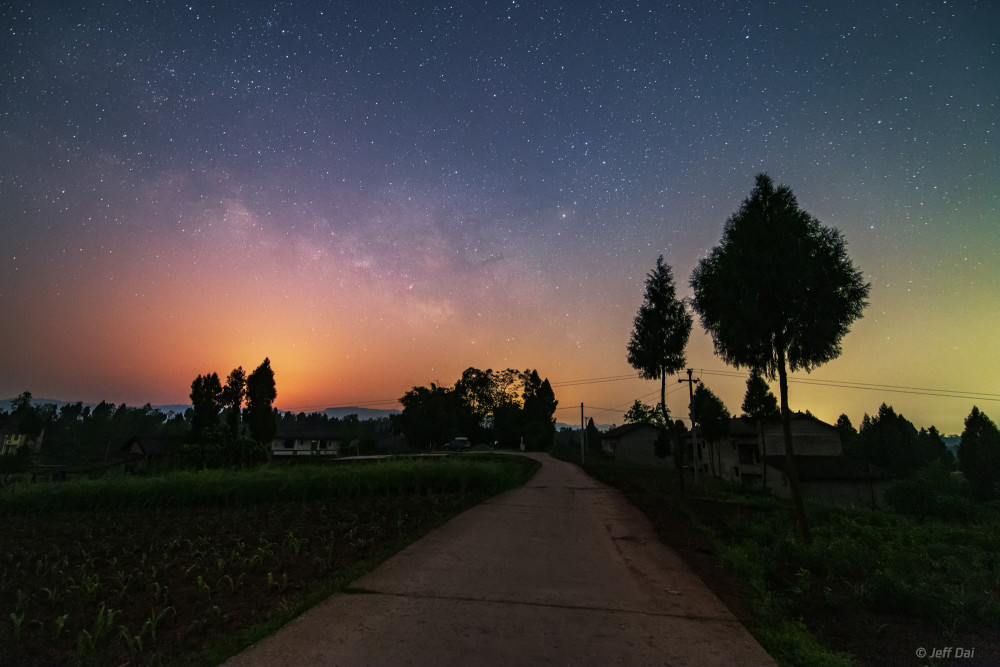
[885,463,976,522]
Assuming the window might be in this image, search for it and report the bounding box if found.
[283,439,294,449]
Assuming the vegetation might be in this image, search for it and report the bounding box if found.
[569,456,1000,666]
[0,455,539,666]
[691,384,731,477]
[690,173,871,539]
[627,255,691,488]
[622,399,667,428]
[398,367,557,450]
[958,406,1000,501]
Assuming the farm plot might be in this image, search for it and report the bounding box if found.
[0,455,538,665]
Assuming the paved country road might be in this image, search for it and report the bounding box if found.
[226,454,775,666]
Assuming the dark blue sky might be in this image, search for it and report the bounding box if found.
[2,1,997,432]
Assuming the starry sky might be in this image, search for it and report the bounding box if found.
[2,1,997,434]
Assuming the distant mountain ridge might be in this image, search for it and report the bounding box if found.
[320,407,399,420]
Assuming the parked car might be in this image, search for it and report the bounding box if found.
[443,437,471,451]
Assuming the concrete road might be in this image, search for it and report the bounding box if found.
[226,454,775,666]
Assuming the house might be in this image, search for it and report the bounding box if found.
[602,423,670,468]
[271,424,341,458]
[697,413,895,506]
[1,426,44,457]
[119,435,181,473]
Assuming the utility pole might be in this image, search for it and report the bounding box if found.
[580,403,586,465]
[678,368,701,484]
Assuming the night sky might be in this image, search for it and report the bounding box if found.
[2,1,997,434]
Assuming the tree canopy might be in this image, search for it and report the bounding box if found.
[741,371,779,420]
[399,368,557,450]
[958,406,1000,500]
[246,358,277,445]
[623,399,668,428]
[690,174,870,378]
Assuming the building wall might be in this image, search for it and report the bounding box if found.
[760,463,891,507]
[271,437,341,456]
[612,428,670,468]
[709,418,843,484]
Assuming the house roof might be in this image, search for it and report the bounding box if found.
[121,435,183,457]
[602,422,666,440]
[763,455,894,481]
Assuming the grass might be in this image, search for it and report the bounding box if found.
[0,454,539,665]
[567,454,1000,666]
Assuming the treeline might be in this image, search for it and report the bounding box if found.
[399,367,557,450]
[0,391,188,469]
[839,403,1000,505]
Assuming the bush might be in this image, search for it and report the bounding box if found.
[885,463,976,522]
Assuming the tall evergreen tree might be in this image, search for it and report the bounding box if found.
[627,256,692,429]
[522,370,558,450]
[690,173,870,540]
[189,373,223,439]
[958,406,1000,500]
[245,358,277,445]
[222,366,247,437]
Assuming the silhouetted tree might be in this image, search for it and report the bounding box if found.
[692,385,730,476]
[917,425,954,469]
[690,173,870,539]
[627,256,692,433]
[836,414,861,458]
[522,370,558,450]
[189,373,223,439]
[222,366,247,437]
[245,358,277,445]
[623,399,668,428]
[399,383,462,449]
[741,371,779,420]
[585,417,602,455]
[859,403,921,476]
[958,406,1000,500]
[741,371,779,490]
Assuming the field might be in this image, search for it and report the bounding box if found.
[0,455,539,666]
[573,459,1000,666]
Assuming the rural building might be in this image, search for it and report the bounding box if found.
[696,414,895,506]
[1,427,44,457]
[119,435,181,473]
[271,424,342,458]
[602,423,670,467]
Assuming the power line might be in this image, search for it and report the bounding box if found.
[694,368,1000,402]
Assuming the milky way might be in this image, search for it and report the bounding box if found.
[2,1,997,432]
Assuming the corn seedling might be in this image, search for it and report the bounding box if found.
[53,613,68,640]
[10,611,26,642]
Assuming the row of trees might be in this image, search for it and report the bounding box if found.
[1,391,188,467]
[183,358,277,468]
[399,367,557,450]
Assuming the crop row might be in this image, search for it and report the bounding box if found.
[0,455,539,665]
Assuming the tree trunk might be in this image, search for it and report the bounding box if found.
[759,419,768,493]
[777,349,811,542]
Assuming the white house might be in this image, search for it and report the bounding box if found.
[271,424,341,458]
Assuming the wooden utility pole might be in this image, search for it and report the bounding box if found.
[580,403,586,464]
[678,369,701,484]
